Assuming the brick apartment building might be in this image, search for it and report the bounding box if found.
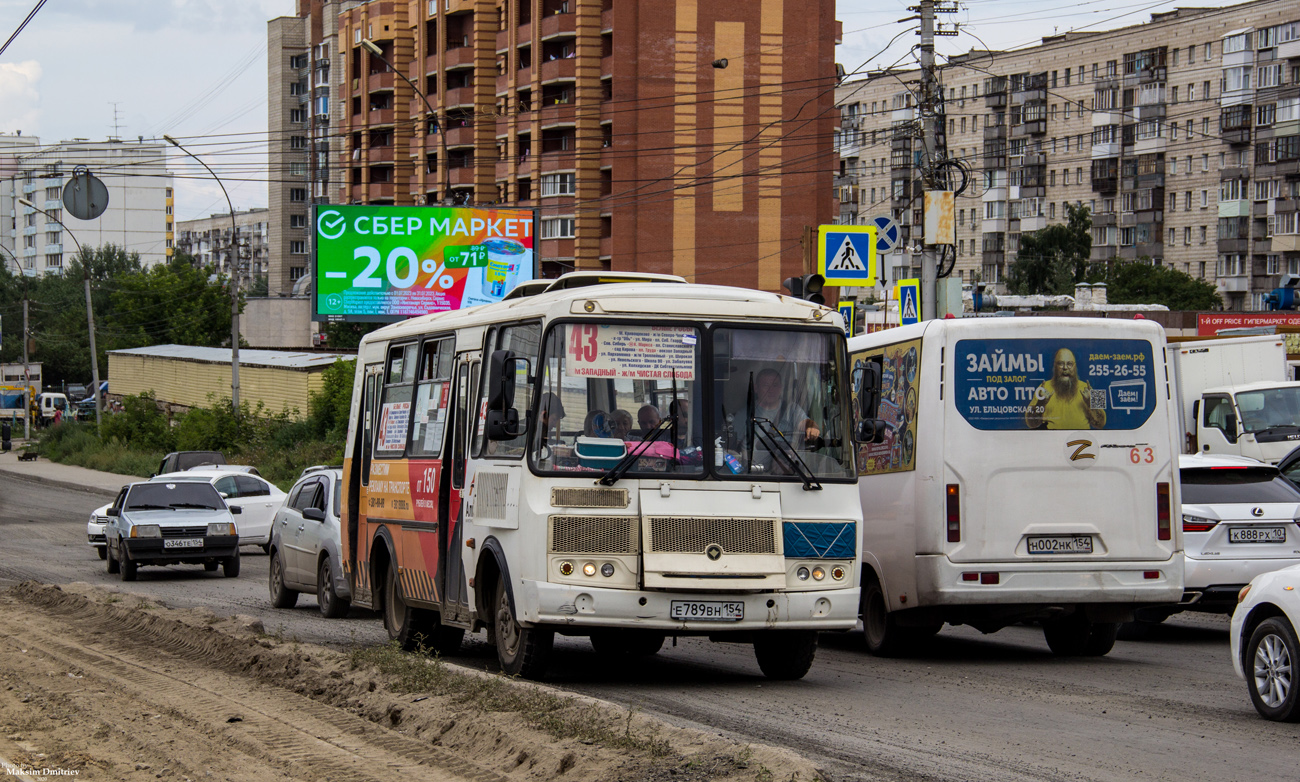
[271,0,839,290]
[834,0,1300,310]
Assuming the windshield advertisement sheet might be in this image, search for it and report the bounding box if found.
[954,339,1157,431]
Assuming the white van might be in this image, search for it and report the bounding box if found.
[848,317,1184,657]
[37,392,69,423]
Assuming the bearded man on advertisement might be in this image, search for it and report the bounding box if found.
[1025,348,1107,430]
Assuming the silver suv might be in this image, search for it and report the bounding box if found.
[105,481,242,581]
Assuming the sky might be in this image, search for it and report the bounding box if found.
[0,0,1247,223]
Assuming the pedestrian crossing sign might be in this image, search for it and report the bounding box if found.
[817,225,877,286]
[896,278,920,326]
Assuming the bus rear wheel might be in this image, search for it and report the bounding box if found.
[753,631,817,680]
[1043,611,1119,656]
[493,574,552,679]
[862,577,930,657]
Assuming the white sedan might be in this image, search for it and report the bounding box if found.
[1231,564,1300,721]
[87,502,112,559]
[152,470,286,549]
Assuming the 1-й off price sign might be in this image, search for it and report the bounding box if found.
[313,205,537,322]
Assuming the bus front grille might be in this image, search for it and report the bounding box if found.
[646,517,778,555]
[549,515,638,555]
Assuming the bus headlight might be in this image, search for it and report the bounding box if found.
[796,566,810,581]
[582,562,597,577]
[600,563,615,578]
[831,566,846,581]
[558,561,574,576]
[811,566,826,581]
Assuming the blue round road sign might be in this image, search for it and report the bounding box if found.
[871,216,901,253]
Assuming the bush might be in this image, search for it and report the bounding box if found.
[37,421,159,479]
[99,391,174,452]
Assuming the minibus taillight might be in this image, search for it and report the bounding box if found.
[946,484,961,543]
[1156,482,1171,541]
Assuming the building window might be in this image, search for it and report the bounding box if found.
[1201,155,1209,172]
[45,254,62,268]
[290,136,308,149]
[539,173,575,197]
[290,266,307,281]
[1199,226,1207,244]
[1184,226,1191,245]
[539,217,575,239]
[290,240,307,254]
[290,188,307,202]
[289,214,307,228]
[290,108,306,123]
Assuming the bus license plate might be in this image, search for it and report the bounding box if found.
[1026,535,1093,555]
[670,601,744,622]
[163,538,203,549]
[1229,527,1286,544]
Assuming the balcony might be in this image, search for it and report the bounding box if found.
[1020,215,1047,231]
[1222,127,1252,145]
[444,86,475,107]
[1218,276,1250,293]
[602,8,613,31]
[983,250,1006,265]
[539,102,576,126]
[444,124,475,147]
[1090,245,1117,262]
[984,124,1007,140]
[447,166,477,186]
[600,234,612,258]
[445,45,477,70]
[368,182,396,200]
[1011,120,1046,137]
[1094,212,1117,226]
[497,30,510,52]
[540,57,575,82]
[367,146,395,163]
[985,92,1007,108]
[368,72,395,92]
[1135,172,1165,188]
[1218,238,1249,253]
[540,11,576,39]
[368,108,395,126]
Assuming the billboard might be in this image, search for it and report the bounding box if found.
[313,205,537,322]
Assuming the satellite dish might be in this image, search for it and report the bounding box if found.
[62,167,109,221]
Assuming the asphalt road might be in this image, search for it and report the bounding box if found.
[2,471,1294,782]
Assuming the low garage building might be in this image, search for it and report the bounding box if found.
[107,345,351,416]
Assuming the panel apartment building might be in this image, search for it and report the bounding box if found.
[0,135,175,274]
[834,0,1300,310]
[174,208,271,281]
[272,0,838,290]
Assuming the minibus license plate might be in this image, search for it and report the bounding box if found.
[670,601,744,621]
[163,538,203,549]
[1026,535,1093,555]
[1229,527,1286,544]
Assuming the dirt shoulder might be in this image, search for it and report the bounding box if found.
[0,582,823,782]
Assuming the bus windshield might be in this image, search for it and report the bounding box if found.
[528,322,852,482]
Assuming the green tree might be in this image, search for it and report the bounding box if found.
[1007,203,1094,295]
[307,358,357,445]
[321,321,384,350]
[1105,260,1223,311]
[103,252,237,349]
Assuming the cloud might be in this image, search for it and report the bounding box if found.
[0,60,42,136]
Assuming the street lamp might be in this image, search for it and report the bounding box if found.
[0,244,32,439]
[15,197,102,431]
[163,134,241,415]
[360,38,448,202]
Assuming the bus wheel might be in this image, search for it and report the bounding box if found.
[383,567,434,651]
[862,577,911,657]
[589,630,665,658]
[753,631,817,680]
[1044,612,1119,657]
[493,574,552,679]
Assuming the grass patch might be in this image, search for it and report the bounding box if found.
[36,424,159,479]
[349,641,671,757]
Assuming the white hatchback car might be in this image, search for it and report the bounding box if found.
[1231,564,1300,721]
[152,470,286,550]
[1177,453,1300,614]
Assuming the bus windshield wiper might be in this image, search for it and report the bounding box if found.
[751,418,822,491]
[598,419,674,486]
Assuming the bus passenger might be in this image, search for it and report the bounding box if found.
[609,409,634,440]
[538,392,566,442]
[583,409,610,438]
[637,404,662,435]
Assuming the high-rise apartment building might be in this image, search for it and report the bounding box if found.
[0,135,175,274]
[268,1,362,296]
[834,0,1300,310]
[326,0,838,288]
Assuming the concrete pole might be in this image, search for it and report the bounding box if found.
[22,296,30,439]
[918,0,938,321]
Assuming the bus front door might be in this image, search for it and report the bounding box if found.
[438,354,478,625]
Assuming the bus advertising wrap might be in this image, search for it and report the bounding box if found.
[954,338,1157,431]
[313,205,536,322]
[850,338,921,476]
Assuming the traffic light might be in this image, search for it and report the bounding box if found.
[782,274,826,305]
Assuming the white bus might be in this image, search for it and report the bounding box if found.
[341,272,866,679]
[847,316,1184,657]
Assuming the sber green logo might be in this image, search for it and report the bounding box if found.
[317,210,346,240]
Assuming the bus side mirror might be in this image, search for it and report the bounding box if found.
[851,364,887,444]
[486,350,530,440]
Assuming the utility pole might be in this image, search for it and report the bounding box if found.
[916,0,939,321]
[22,296,30,440]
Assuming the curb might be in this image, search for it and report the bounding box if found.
[0,466,123,498]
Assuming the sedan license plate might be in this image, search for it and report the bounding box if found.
[1229,526,1287,544]
[163,538,204,549]
[669,600,744,622]
[1026,535,1093,555]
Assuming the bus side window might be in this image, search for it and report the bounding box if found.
[376,343,418,458]
[452,362,471,489]
[481,322,540,458]
[360,367,380,486]
[408,337,454,457]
